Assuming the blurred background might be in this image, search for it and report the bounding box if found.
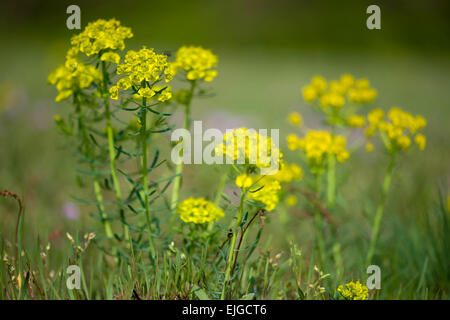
[0,0,449,297]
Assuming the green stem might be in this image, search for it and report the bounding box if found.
[326,154,336,208]
[170,80,196,211]
[221,188,246,300]
[207,172,229,232]
[366,154,395,265]
[74,94,113,242]
[141,86,156,259]
[314,172,326,267]
[101,61,129,241]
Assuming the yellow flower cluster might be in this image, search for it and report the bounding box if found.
[110,47,175,101]
[215,128,282,172]
[365,107,427,151]
[287,130,350,166]
[270,162,303,183]
[173,46,218,81]
[302,74,377,109]
[337,280,369,300]
[176,197,224,224]
[70,18,133,56]
[246,176,282,212]
[48,57,101,102]
[235,162,302,211]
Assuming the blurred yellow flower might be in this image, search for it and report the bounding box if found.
[288,130,350,168]
[347,115,366,128]
[247,178,281,211]
[285,195,298,207]
[177,197,224,224]
[288,112,303,126]
[172,46,218,82]
[235,174,253,188]
[365,107,426,152]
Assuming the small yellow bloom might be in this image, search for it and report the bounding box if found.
[311,75,327,93]
[174,46,218,82]
[109,86,119,100]
[235,174,253,188]
[100,52,121,64]
[414,133,426,150]
[285,195,298,207]
[365,142,374,152]
[288,112,302,126]
[302,85,318,102]
[337,280,369,300]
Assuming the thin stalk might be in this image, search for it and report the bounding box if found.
[366,154,395,265]
[313,172,326,267]
[214,172,228,207]
[101,61,129,241]
[326,154,336,208]
[74,94,113,242]
[221,188,247,300]
[327,125,337,209]
[140,86,156,259]
[170,80,196,211]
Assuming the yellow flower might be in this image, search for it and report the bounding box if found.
[235,174,253,188]
[354,78,370,89]
[319,92,345,109]
[286,134,301,151]
[285,195,298,207]
[48,55,101,102]
[347,115,366,128]
[70,19,133,56]
[311,76,327,93]
[100,52,121,64]
[414,133,426,150]
[288,112,303,126]
[247,178,281,211]
[294,130,350,168]
[173,46,218,82]
[340,73,355,89]
[215,128,282,172]
[138,87,156,99]
[271,162,303,183]
[111,47,174,101]
[365,142,374,152]
[177,197,224,224]
[366,107,426,152]
[337,280,369,300]
[302,85,318,102]
[109,86,119,100]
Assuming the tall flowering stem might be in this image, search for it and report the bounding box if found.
[366,154,395,265]
[326,153,336,208]
[101,60,129,241]
[140,82,156,258]
[170,80,196,211]
[73,93,114,245]
[221,187,247,300]
[314,172,326,266]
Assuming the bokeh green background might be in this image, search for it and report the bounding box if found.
[1,0,449,298]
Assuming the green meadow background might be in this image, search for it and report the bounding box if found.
[0,0,449,298]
